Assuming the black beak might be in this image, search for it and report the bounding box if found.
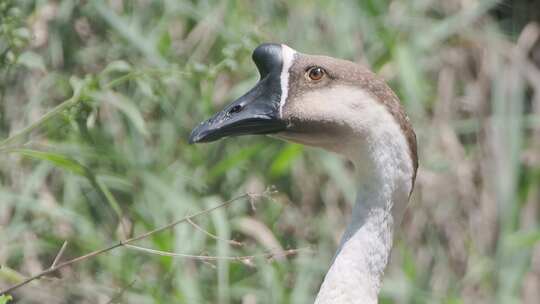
[189,43,288,144]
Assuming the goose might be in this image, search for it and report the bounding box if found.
[189,43,418,304]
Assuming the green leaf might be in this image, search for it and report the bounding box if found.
[504,230,540,251]
[269,144,303,178]
[394,44,426,117]
[101,60,132,75]
[445,297,464,304]
[158,31,171,57]
[9,148,87,176]
[96,91,149,136]
[0,294,13,304]
[208,144,263,181]
[401,246,417,281]
[95,175,125,223]
[17,51,46,72]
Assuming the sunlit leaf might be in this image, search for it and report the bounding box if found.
[208,144,263,181]
[0,294,12,304]
[269,144,303,178]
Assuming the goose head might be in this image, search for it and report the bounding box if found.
[189,43,417,177]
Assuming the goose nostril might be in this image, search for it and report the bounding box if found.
[228,105,243,115]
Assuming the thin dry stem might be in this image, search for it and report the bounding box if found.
[0,192,262,295]
[123,244,307,263]
[50,241,68,269]
[187,217,243,247]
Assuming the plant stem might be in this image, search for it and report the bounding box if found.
[0,80,85,148]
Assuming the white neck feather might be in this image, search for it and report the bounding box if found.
[313,92,414,304]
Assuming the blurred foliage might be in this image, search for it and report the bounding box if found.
[0,294,12,304]
[1,0,540,303]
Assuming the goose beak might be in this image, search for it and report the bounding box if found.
[188,79,285,143]
[189,43,287,144]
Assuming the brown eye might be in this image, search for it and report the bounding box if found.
[307,67,325,81]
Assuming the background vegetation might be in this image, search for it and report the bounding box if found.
[1,0,540,303]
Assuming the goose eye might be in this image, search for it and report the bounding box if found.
[307,67,325,81]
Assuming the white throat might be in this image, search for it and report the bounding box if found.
[312,92,414,304]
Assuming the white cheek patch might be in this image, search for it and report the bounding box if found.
[279,44,296,118]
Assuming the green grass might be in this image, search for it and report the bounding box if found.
[1,0,540,303]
